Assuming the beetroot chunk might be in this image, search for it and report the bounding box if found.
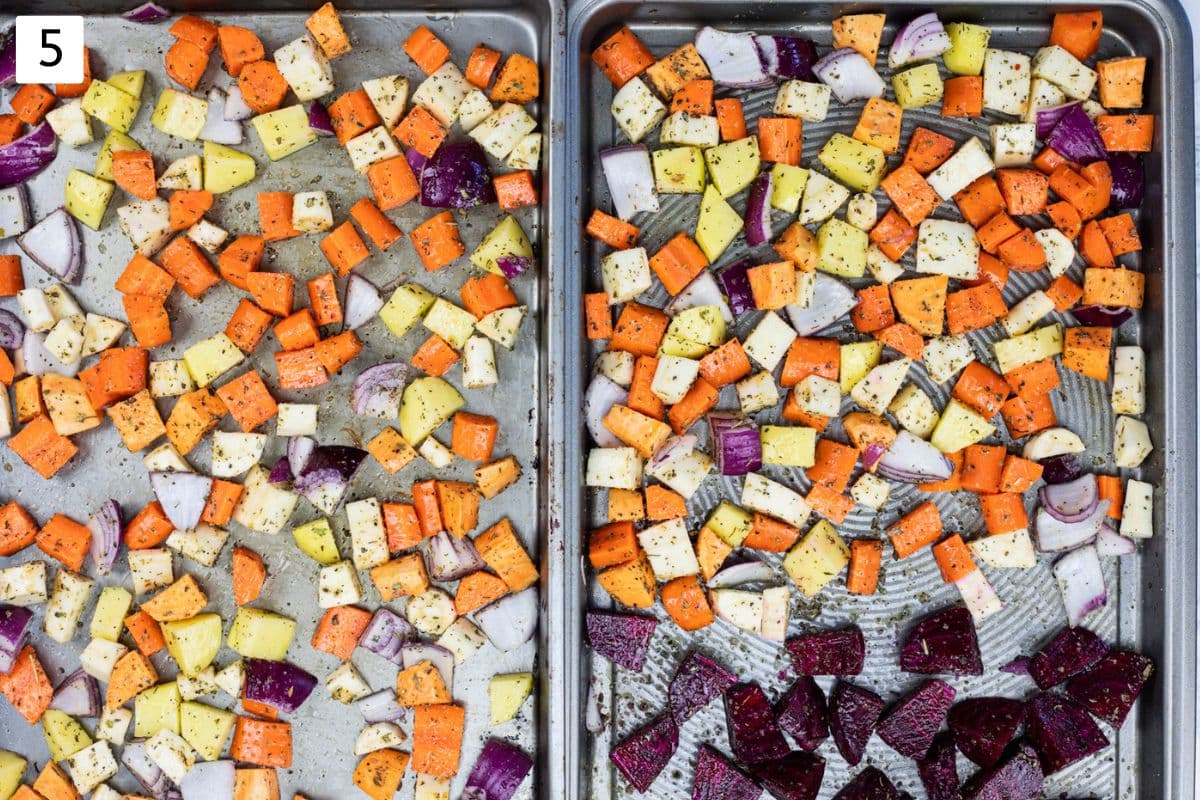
[749,751,826,800]
[832,767,904,800]
[724,682,790,763]
[587,610,658,671]
[785,625,865,675]
[917,731,959,800]
[774,676,829,751]
[877,679,956,759]
[900,605,983,676]
[1028,626,1108,689]
[610,713,678,791]
[691,744,760,800]
[948,697,1025,767]
[669,651,738,724]
[960,741,1045,800]
[1065,650,1154,727]
[1024,692,1109,773]
[829,680,885,766]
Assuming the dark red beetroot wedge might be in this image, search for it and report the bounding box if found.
[916,731,959,800]
[785,625,865,675]
[1024,692,1109,774]
[724,682,790,763]
[960,741,1045,800]
[832,766,904,800]
[586,610,658,671]
[610,712,678,792]
[948,696,1026,767]
[876,679,957,759]
[774,676,829,751]
[1064,650,1154,727]
[691,744,760,800]
[748,750,826,800]
[669,650,737,724]
[900,605,983,676]
[1028,626,1108,689]
[829,680,885,766]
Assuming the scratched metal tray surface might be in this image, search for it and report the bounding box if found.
[559,1,1196,798]
[0,1,565,798]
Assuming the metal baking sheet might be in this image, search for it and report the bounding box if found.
[558,1,1196,798]
[0,1,564,798]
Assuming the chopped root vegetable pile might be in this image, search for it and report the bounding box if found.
[585,10,1156,798]
[0,3,541,799]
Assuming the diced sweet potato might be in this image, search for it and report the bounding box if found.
[785,625,865,676]
[773,676,829,751]
[609,712,678,792]
[948,696,1025,767]
[899,605,983,676]
[668,651,737,724]
[584,610,657,671]
[1024,692,1109,773]
[724,682,790,764]
[1064,650,1154,727]
[1029,625,1108,689]
[828,680,885,766]
[876,679,956,759]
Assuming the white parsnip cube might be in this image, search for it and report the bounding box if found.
[736,371,780,415]
[412,62,471,126]
[774,81,831,121]
[922,335,976,384]
[318,560,364,608]
[851,473,891,510]
[0,561,48,606]
[469,102,538,160]
[276,403,318,436]
[363,75,409,128]
[637,519,701,581]
[346,127,401,173]
[889,384,939,438]
[600,247,651,303]
[990,123,1036,167]
[1002,291,1055,337]
[650,355,700,404]
[456,90,494,133]
[291,191,333,233]
[659,112,719,147]
[150,360,197,398]
[983,49,1032,115]
[916,218,979,280]
[742,311,797,372]
[1032,45,1098,100]
[610,78,667,143]
[585,447,643,490]
[274,35,334,101]
[1111,346,1145,415]
[927,137,994,199]
[741,473,810,529]
[794,375,842,417]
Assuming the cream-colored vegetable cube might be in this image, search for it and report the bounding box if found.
[346,498,389,570]
[742,473,810,529]
[151,89,207,140]
[983,49,1032,115]
[916,218,979,280]
[157,154,202,191]
[970,529,1036,568]
[44,569,94,644]
[46,99,93,147]
[1111,346,1145,415]
[736,371,780,415]
[1113,416,1153,468]
[469,102,537,160]
[166,525,229,568]
[405,588,457,636]
[462,335,498,389]
[840,340,883,393]
[275,35,334,100]
[794,374,842,416]
[742,311,797,372]
[610,78,667,143]
[162,614,223,676]
[650,355,700,404]
[1003,291,1055,337]
[783,520,849,597]
[993,324,1063,374]
[774,80,831,121]
[507,133,543,171]
[456,89,494,133]
[291,191,333,232]
[363,75,409,127]
[145,729,194,783]
[44,315,86,366]
[227,464,295,531]
[129,549,174,595]
[1120,480,1154,539]
[210,431,266,478]
[931,398,996,453]
[412,62,470,126]
[851,473,891,509]
[710,589,763,632]
[866,244,905,284]
[0,562,47,606]
[150,360,196,398]
[846,193,877,230]
[18,288,56,332]
[276,403,318,436]
[990,123,1037,167]
[660,112,719,148]
[346,127,401,173]
[66,741,117,794]
[600,247,652,303]
[326,662,371,704]
[475,306,527,349]
[1037,228,1076,279]
[97,707,132,745]
[80,638,127,683]
[250,105,317,161]
[423,298,477,350]
[585,447,643,490]
[1023,78,1068,123]
[851,358,911,415]
[637,519,701,581]
[922,335,976,384]
[318,560,364,608]
[380,283,437,338]
[798,170,850,225]
[927,137,993,199]
[1032,45,1098,100]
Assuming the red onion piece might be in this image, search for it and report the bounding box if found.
[863,442,887,470]
[786,272,857,335]
[585,374,628,448]
[223,85,253,121]
[1039,474,1099,523]
[308,102,335,136]
[496,255,533,278]
[401,642,455,687]
[50,668,101,717]
[0,309,25,349]
[475,588,537,652]
[123,1,172,22]
[744,172,773,246]
[355,689,407,723]
[17,206,81,283]
[87,499,123,576]
[406,147,428,176]
[244,658,318,713]
[708,560,775,588]
[1095,521,1136,557]
[342,272,383,331]
[0,604,34,673]
[351,362,408,419]
[419,140,496,209]
[695,27,771,88]
[665,271,733,324]
[813,49,886,104]
[1035,501,1110,552]
[1036,102,1081,139]
[600,145,659,220]
[1071,304,1133,328]
[1045,104,1108,165]
[201,89,243,145]
[0,183,30,240]
[0,33,15,87]
[1107,153,1144,210]
[0,122,57,189]
[23,330,80,377]
[718,258,756,317]
[888,12,952,69]
[359,608,415,665]
[709,412,762,476]
[877,431,953,483]
[755,35,817,81]
[465,739,534,800]
[427,530,486,581]
[1053,546,1106,626]
[267,457,293,484]
[150,471,212,531]
[287,436,315,475]
[294,445,366,514]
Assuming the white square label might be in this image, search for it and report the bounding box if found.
[15,16,85,86]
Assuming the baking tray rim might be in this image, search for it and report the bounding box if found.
[553,0,1198,798]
